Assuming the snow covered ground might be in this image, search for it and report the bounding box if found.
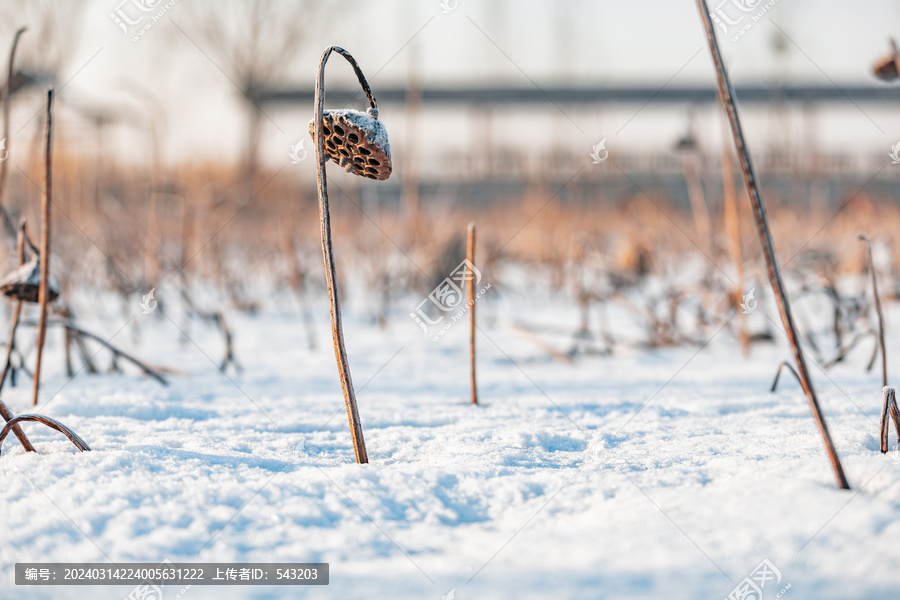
[1,286,899,600]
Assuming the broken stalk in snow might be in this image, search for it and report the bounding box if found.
[880,386,900,453]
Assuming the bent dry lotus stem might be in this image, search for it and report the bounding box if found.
[697,0,850,490]
[0,414,90,456]
[770,361,801,393]
[312,46,392,464]
[25,319,169,386]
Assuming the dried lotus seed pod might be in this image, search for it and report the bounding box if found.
[0,257,59,303]
[309,108,392,180]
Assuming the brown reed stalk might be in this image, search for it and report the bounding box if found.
[32,88,53,406]
[0,27,26,240]
[0,414,90,456]
[314,46,381,464]
[721,123,748,355]
[859,235,886,387]
[467,222,478,405]
[697,0,850,489]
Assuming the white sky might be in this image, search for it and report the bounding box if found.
[4,0,900,171]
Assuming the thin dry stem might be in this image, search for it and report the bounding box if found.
[859,234,886,388]
[823,330,876,369]
[314,45,373,464]
[20,318,169,386]
[31,88,52,406]
[698,0,849,489]
[770,360,801,393]
[0,414,90,456]
[467,222,478,405]
[214,311,239,373]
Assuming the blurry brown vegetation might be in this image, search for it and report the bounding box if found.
[0,149,894,359]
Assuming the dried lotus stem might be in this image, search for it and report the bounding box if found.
[0,414,90,456]
[313,46,393,464]
[859,235,886,388]
[697,0,849,489]
[770,361,802,393]
[32,88,53,406]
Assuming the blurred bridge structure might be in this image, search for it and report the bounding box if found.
[249,82,900,209]
[251,83,900,107]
